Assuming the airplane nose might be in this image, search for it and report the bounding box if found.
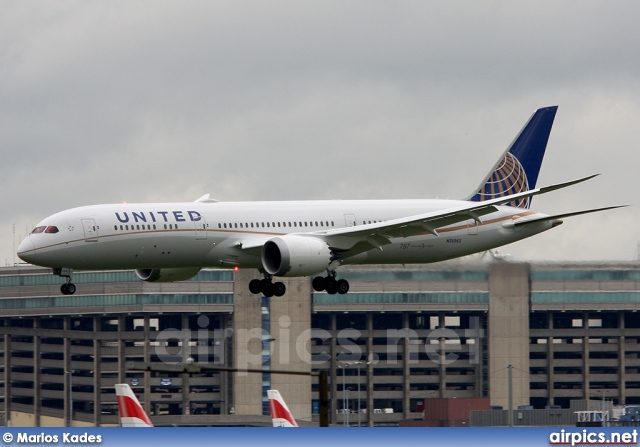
[17,238,37,264]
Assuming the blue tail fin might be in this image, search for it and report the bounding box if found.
[467,106,558,209]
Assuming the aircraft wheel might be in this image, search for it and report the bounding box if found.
[61,284,69,295]
[67,283,76,295]
[262,281,275,298]
[325,280,338,295]
[325,276,336,290]
[249,279,262,294]
[274,282,286,297]
[312,276,326,291]
[337,279,349,295]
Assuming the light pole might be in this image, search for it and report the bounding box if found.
[507,364,513,427]
[338,362,351,426]
[346,388,350,427]
[354,361,371,427]
[64,370,74,427]
[600,389,609,426]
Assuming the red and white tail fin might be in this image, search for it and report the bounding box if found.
[115,384,154,427]
[268,389,298,427]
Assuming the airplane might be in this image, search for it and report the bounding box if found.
[268,389,298,427]
[17,106,624,297]
[115,383,154,427]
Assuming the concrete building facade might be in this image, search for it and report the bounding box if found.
[1,260,639,426]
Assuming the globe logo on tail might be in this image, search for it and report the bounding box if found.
[475,153,530,208]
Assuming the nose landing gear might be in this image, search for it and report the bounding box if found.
[61,282,76,295]
[54,268,76,295]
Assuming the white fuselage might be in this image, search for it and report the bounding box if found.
[17,199,553,274]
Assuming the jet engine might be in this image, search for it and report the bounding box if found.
[135,267,202,282]
[262,235,332,277]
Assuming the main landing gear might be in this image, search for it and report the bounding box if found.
[249,276,286,298]
[312,272,349,295]
[54,268,76,295]
[248,271,350,297]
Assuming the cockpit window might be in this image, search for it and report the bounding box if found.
[31,226,46,234]
[44,226,59,234]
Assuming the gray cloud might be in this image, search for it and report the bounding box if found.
[2,1,639,265]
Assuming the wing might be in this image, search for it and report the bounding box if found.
[319,174,600,252]
[239,174,602,255]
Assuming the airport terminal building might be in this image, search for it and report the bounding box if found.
[1,260,640,426]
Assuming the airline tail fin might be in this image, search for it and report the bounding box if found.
[466,106,558,209]
[268,389,298,427]
[115,384,154,427]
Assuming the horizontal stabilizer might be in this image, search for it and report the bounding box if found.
[511,205,628,228]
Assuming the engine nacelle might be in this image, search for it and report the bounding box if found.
[262,235,332,277]
[135,267,201,282]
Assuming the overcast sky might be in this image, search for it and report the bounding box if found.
[2,1,639,266]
